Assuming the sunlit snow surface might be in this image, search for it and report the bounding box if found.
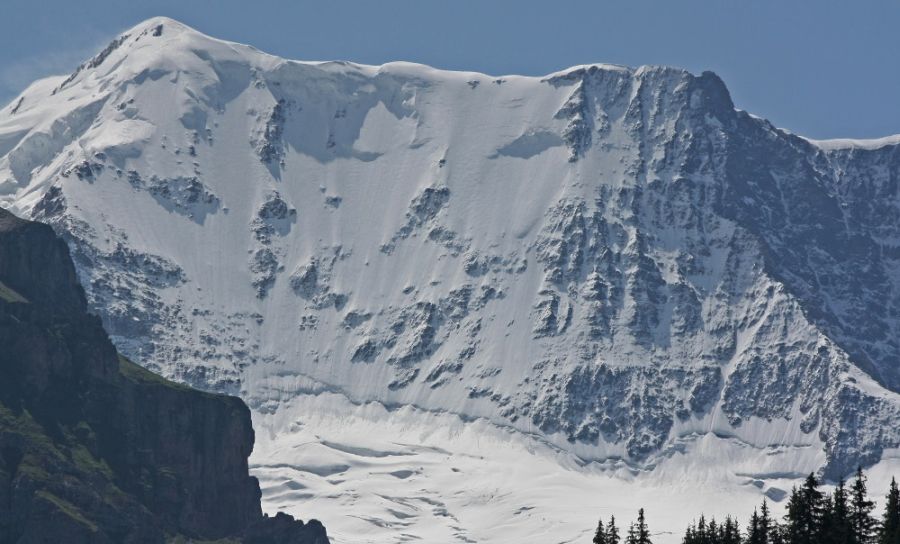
[3,17,900,544]
[252,395,900,544]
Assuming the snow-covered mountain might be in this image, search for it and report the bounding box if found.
[3,17,900,543]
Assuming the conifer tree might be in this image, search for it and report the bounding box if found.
[627,522,638,544]
[881,478,900,544]
[608,515,621,544]
[821,495,836,544]
[707,518,720,544]
[695,515,708,544]
[594,517,607,544]
[683,521,696,544]
[770,520,787,544]
[824,478,853,544]
[851,467,878,544]
[785,474,825,544]
[785,485,802,544]
[684,519,706,544]
[718,519,728,544]
[722,516,741,544]
[635,508,652,544]
[749,508,763,544]
[760,500,772,544]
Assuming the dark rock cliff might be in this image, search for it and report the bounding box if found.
[0,207,327,543]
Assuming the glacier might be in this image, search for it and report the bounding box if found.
[2,17,900,543]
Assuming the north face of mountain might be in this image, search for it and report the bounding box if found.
[0,17,898,486]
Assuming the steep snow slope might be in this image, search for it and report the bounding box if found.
[2,17,900,542]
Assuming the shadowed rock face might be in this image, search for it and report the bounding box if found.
[0,207,328,543]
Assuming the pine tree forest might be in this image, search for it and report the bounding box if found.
[591,470,900,544]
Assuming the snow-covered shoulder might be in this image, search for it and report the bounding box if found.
[803,133,900,151]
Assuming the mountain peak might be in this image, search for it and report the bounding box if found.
[126,15,194,35]
[45,16,254,99]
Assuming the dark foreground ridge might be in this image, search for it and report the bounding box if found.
[0,207,327,543]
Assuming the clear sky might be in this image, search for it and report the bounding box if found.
[2,0,898,140]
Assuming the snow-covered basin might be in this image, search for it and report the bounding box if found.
[252,392,900,544]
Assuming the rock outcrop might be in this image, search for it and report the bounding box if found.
[0,207,327,543]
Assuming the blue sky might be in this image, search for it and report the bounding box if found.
[2,0,898,140]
